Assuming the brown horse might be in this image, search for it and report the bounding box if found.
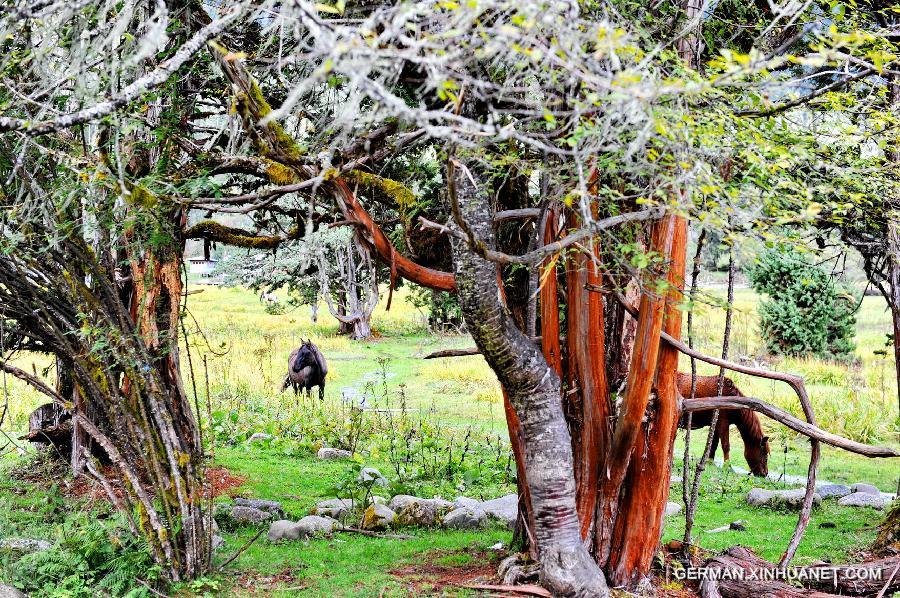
[676,373,770,477]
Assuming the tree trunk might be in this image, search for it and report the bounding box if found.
[604,215,687,587]
[563,210,610,542]
[888,210,900,430]
[450,162,608,597]
[595,214,677,568]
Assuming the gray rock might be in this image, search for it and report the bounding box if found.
[431,498,454,511]
[481,494,518,529]
[839,493,887,509]
[453,496,481,510]
[772,489,822,508]
[851,483,881,495]
[664,502,682,517]
[369,495,387,505]
[230,505,273,525]
[312,498,356,521]
[0,538,52,553]
[396,501,437,526]
[388,494,425,513]
[880,492,897,503]
[362,504,396,530]
[443,506,488,529]
[268,520,304,542]
[746,488,775,506]
[816,484,851,499]
[268,516,338,541]
[0,584,26,598]
[297,515,339,536]
[669,474,683,485]
[212,535,225,552]
[358,467,388,487]
[248,432,272,444]
[234,498,284,517]
[317,447,352,460]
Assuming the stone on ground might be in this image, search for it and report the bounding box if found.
[396,501,437,526]
[0,538,52,553]
[0,584,26,598]
[212,534,225,551]
[664,502,682,517]
[312,498,356,521]
[481,494,517,529]
[317,447,352,460]
[772,488,822,508]
[443,506,487,529]
[746,488,775,506]
[230,505,273,524]
[268,516,338,541]
[839,493,887,509]
[388,494,426,513]
[247,432,272,444]
[234,498,284,517]
[816,484,851,499]
[850,483,880,495]
[361,504,396,530]
[453,496,481,510]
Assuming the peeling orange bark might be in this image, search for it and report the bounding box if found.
[595,213,677,566]
[563,210,609,541]
[333,179,455,292]
[605,215,687,586]
[540,208,562,375]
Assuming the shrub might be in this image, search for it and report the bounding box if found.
[748,247,857,359]
[406,287,464,332]
[4,513,159,597]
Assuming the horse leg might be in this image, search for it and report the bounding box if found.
[718,416,731,462]
[710,426,720,462]
[319,383,325,401]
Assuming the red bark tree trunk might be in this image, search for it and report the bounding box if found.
[604,215,687,586]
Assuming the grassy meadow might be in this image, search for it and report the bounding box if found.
[1,282,898,596]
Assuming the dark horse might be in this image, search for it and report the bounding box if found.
[281,339,328,400]
[676,373,771,476]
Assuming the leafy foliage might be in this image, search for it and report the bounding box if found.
[3,513,159,598]
[749,247,858,359]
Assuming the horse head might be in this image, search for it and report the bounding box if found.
[292,340,318,373]
[746,434,770,477]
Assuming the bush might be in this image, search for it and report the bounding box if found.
[4,513,159,597]
[748,247,857,359]
[405,287,464,332]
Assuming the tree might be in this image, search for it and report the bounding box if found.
[749,247,858,359]
[220,226,380,338]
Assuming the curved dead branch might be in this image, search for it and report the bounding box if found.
[419,206,665,266]
[683,396,899,458]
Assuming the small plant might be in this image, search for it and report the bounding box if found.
[748,247,858,360]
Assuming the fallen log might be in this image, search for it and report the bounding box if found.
[701,547,839,597]
[700,546,900,597]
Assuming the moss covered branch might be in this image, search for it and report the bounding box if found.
[183,221,302,249]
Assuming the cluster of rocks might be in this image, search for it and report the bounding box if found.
[746,482,896,510]
[259,493,523,542]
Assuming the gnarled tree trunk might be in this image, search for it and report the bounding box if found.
[450,161,609,597]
